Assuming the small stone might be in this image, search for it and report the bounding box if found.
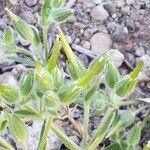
[147,82,150,89]
[103,2,116,15]
[21,11,37,24]
[115,0,125,8]
[139,55,150,78]
[110,49,125,67]
[107,22,116,33]
[112,26,126,42]
[66,35,72,44]
[112,13,117,19]
[126,0,135,5]
[74,38,80,44]
[135,47,145,56]
[28,121,62,150]
[12,64,26,80]
[73,22,86,29]
[91,0,102,4]
[91,32,112,55]
[91,5,109,21]
[9,0,19,5]
[24,0,38,7]
[138,72,149,82]
[82,41,91,49]
[78,54,89,67]
[125,17,135,32]
[0,72,18,87]
[0,19,7,30]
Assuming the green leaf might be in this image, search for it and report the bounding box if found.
[127,122,142,145]
[84,82,99,103]
[31,25,41,47]
[38,118,51,150]
[4,27,14,45]
[130,60,144,80]
[107,111,135,138]
[0,112,8,132]
[0,137,14,150]
[105,61,120,89]
[0,84,19,103]
[51,0,65,8]
[8,56,34,67]
[115,75,137,97]
[19,71,34,96]
[47,37,61,71]
[58,82,82,103]
[77,51,110,87]
[52,8,74,22]
[14,107,39,119]
[106,143,122,150]
[35,68,54,92]
[43,91,60,109]
[40,0,53,26]
[9,114,28,141]
[50,66,64,89]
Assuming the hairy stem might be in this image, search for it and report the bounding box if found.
[89,107,115,150]
[38,117,51,150]
[43,27,48,64]
[83,102,90,147]
[51,122,81,150]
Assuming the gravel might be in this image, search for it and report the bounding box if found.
[91,32,112,55]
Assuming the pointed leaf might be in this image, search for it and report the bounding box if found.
[130,60,144,80]
[105,61,120,89]
[53,8,74,22]
[40,0,53,26]
[47,37,61,71]
[4,27,14,45]
[77,51,110,87]
[6,8,35,42]
[0,84,19,103]
[19,71,34,96]
[52,0,65,8]
[9,114,28,141]
[127,122,142,145]
[0,112,8,132]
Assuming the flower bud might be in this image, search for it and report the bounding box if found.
[35,69,54,92]
[43,91,60,109]
[19,71,34,96]
[0,84,19,103]
[6,8,40,46]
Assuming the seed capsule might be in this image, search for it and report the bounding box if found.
[20,71,34,96]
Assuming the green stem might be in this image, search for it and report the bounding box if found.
[83,102,90,147]
[88,107,115,150]
[43,27,48,64]
[38,118,51,150]
[51,122,81,150]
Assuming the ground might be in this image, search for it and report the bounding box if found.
[0,0,150,150]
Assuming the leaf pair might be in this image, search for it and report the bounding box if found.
[105,60,144,97]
